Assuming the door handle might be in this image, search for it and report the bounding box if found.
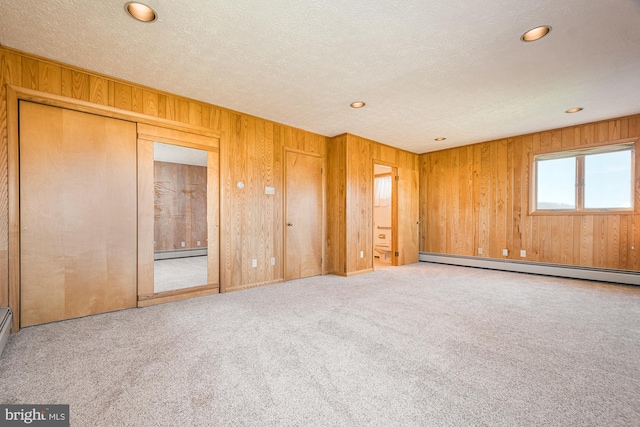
[287,223,293,227]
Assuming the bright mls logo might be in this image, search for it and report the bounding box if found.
[0,405,69,426]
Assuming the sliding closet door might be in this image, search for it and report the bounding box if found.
[19,101,137,327]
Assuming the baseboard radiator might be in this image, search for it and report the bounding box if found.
[154,248,208,260]
[419,252,640,286]
[0,307,12,358]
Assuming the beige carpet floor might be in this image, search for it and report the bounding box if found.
[1,262,639,426]
[154,256,209,293]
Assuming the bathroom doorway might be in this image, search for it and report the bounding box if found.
[373,164,394,270]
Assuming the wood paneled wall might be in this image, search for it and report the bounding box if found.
[420,116,640,271]
[0,45,328,302]
[327,133,419,275]
[154,161,207,252]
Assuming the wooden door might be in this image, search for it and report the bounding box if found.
[19,101,137,327]
[395,166,419,265]
[285,151,322,280]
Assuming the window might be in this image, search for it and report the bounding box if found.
[374,175,392,207]
[534,142,634,212]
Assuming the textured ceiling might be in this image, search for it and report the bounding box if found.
[154,142,208,167]
[1,0,640,153]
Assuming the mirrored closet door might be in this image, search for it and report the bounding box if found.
[137,124,219,306]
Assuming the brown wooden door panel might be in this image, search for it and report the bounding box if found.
[397,167,419,265]
[20,101,137,326]
[285,151,322,280]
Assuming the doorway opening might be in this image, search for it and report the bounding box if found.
[373,164,394,270]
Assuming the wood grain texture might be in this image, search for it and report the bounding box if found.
[137,285,218,307]
[154,161,207,251]
[420,117,640,271]
[284,150,323,280]
[326,135,347,275]
[2,47,331,303]
[19,102,137,326]
[137,138,155,297]
[397,166,419,265]
[328,134,419,275]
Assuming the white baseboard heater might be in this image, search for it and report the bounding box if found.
[154,248,208,260]
[0,307,12,358]
[419,252,640,286]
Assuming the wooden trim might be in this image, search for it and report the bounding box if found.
[532,137,638,156]
[7,86,20,332]
[283,146,323,158]
[345,268,375,277]
[137,135,219,152]
[529,209,636,216]
[137,285,219,307]
[8,85,221,139]
[137,122,220,147]
[136,133,220,301]
[137,138,155,297]
[225,279,284,293]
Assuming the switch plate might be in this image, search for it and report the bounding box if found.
[265,186,275,195]
[502,249,508,256]
[270,257,276,266]
[252,259,257,268]
[520,250,526,258]
[360,251,364,258]
[477,248,483,255]
[197,241,201,246]
[181,242,185,247]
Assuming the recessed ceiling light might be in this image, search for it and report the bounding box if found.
[125,2,157,22]
[435,137,446,141]
[565,107,583,113]
[521,25,551,42]
[350,101,366,108]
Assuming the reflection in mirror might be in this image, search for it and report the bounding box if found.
[153,142,208,292]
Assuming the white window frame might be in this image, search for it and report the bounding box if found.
[531,139,636,215]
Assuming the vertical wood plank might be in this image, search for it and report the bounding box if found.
[38,63,62,95]
[21,57,39,90]
[89,76,108,105]
[143,90,158,117]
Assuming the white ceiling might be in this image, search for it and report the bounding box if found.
[1,0,640,154]
[154,142,208,167]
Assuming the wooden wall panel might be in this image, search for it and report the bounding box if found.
[153,162,207,252]
[218,112,327,292]
[327,135,347,275]
[328,134,419,275]
[420,115,640,272]
[0,46,329,303]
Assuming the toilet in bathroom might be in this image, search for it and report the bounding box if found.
[374,243,392,261]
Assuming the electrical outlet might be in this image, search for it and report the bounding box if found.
[197,241,201,246]
[181,242,185,248]
[252,259,257,268]
[520,250,526,258]
[477,248,483,255]
[360,251,364,258]
[502,249,508,256]
[270,257,276,266]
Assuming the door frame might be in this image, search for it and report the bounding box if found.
[372,160,399,267]
[136,125,220,307]
[282,147,326,280]
[7,85,221,332]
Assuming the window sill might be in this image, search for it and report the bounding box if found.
[530,209,636,216]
